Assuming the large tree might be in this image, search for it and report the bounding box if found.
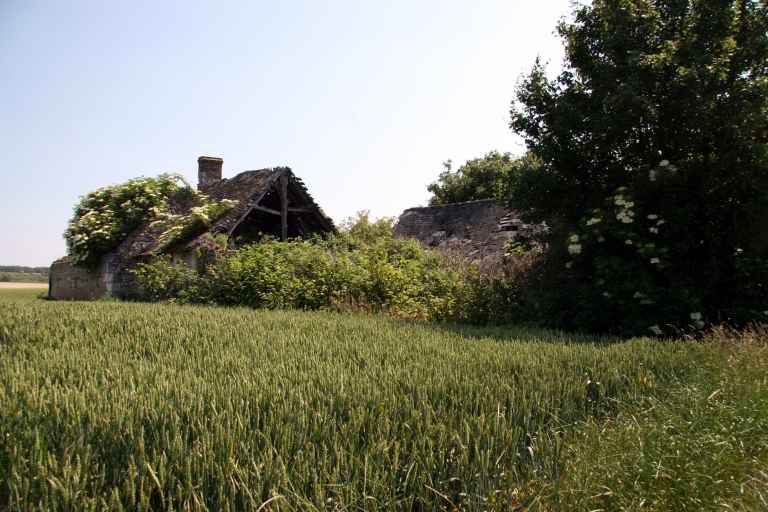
[509,0,768,333]
[427,151,538,205]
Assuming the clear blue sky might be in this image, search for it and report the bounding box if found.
[1,1,571,266]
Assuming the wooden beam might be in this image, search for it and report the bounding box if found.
[252,204,280,216]
[287,207,312,213]
[279,175,288,241]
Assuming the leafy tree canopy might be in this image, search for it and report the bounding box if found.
[427,151,539,205]
[508,0,768,333]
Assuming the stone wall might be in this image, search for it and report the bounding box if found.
[101,253,142,299]
[394,199,544,261]
[49,248,201,301]
[48,259,107,300]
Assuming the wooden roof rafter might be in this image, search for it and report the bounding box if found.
[226,168,334,240]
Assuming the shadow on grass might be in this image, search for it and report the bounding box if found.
[402,317,632,346]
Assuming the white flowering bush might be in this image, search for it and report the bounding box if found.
[65,174,185,266]
[65,174,235,267]
[508,148,768,336]
[556,161,712,335]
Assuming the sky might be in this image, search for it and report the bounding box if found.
[0,0,571,266]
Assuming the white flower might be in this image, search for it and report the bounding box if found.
[648,325,663,336]
[647,214,659,220]
[565,261,573,269]
[649,227,659,234]
[690,312,702,321]
[614,196,626,206]
[650,257,660,264]
[568,243,582,255]
[657,219,666,226]
[617,214,634,224]
[597,236,605,243]
[633,291,645,299]
[763,311,768,316]
[586,217,602,226]
[569,234,580,243]
[625,239,633,245]
[602,291,612,298]
[659,160,670,167]
[694,320,705,329]
[649,169,657,181]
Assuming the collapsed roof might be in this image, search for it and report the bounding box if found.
[117,161,335,260]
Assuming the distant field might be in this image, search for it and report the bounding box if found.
[0,271,48,283]
[0,282,47,289]
[1,289,766,510]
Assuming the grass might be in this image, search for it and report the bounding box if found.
[0,288,766,510]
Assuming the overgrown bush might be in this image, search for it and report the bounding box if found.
[505,0,768,335]
[65,174,185,267]
[129,254,202,303]
[65,174,235,267]
[132,213,527,323]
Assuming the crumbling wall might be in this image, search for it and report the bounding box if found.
[49,246,205,301]
[48,259,107,300]
[394,199,544,260]
[101,253,142,299]
[49,253,142,300]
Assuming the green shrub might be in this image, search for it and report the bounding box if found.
[131,213,529,323]
[130,255,202,303]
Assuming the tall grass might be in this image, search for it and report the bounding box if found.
[0,290,763,510]
[534,327,768,511]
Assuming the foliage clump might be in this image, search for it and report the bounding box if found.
[427,151,540,206]
[503,0,768,335]
[133,212,522,323]
[65,175,235,268]
[65,174,185,267]
[150,194,237,251]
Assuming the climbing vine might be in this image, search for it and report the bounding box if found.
[150,196,237,251]
[65,174,235,267]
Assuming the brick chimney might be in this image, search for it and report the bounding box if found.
[198,156,223,190]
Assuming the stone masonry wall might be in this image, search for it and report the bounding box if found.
[394,199,545,261]
[48,259,107,300]
[49,248,199,301]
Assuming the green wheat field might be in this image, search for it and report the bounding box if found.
[1,288,766,510]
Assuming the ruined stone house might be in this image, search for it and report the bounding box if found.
[49,156,334,300]
[393,199,545,262]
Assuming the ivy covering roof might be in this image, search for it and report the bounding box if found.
[115,167,334,259]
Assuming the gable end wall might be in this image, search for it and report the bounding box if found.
[48,259,107,300]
